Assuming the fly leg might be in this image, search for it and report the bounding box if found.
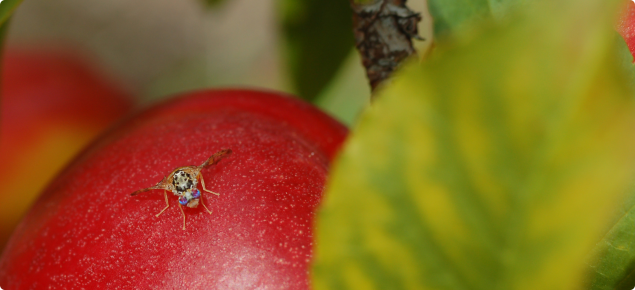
[156,190,170,217]
[198,172,220,196]
[179,203,186,230]
[197,173,214,214]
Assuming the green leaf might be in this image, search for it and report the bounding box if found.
[0,0,21,95]
[427,0,490,38]
[587,186,635,290]
[279,0,355,101]
[312,0,635,289]
[588,40,635,289]
[0,0,23,27]
[427,0,526,39]
[0,17,11,128]
[314,48,371,126]
[0,0,24,121]
[615,33,635,96]
[0,17,10,52]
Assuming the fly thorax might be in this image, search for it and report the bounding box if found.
[172,170,194,194]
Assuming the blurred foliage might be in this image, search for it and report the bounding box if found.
[315,49,370,126]
[279,0,355,101]
[313,0,635,289]
[615,32,635,93]
[202,0,227,8]
[351,0,377,4]
[587,37,635,286]
[427,0,525,40]
[588,184,635,290]
[427,0,489,38]
[583,34,635,290]
[0,0,21,77]
[0,0,23,26]
[0,17,9,47]
[0,0,24,102]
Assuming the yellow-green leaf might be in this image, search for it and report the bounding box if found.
[312,0,635,289]
[585,35,635,290]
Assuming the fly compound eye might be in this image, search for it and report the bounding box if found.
[192,189,201,199]
[179,196,189,206]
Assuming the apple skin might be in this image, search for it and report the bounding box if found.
[0,47,133,250]
[0,89,348,289]
[619,1,635,58]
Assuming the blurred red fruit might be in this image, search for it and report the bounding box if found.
[0,89,347,289]
[0,47,133,250]
[618,1,635,58]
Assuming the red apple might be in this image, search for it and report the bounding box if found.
[618,1,635,58]
[0,89,347,289]
[0,47,133,250]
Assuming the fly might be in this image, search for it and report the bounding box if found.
[131,149,232,230]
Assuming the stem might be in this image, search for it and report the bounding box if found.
[350,0,422,95]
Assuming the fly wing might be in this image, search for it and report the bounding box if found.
[130,176,172,196]
[130,187,154,196]
[199,149,232,169]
